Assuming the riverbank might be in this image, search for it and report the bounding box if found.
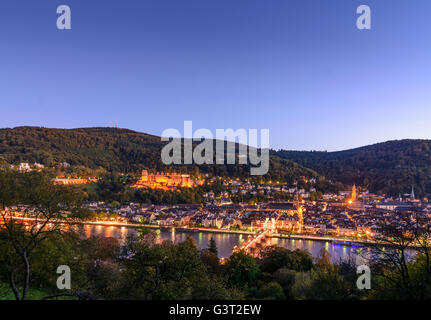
[8,216,373,246]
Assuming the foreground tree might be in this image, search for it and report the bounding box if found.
[259,246,313,274]
[367,211,431,299]
[119,233,227,299]
[224,251,260,288]
[288,249,363,300]
[0,170,87,300]
[208,237,218,256]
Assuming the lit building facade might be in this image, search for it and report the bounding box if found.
[132,170,204,190]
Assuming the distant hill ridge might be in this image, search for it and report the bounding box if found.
[272,139,431,197]
[0,126,317,183]
[2,126,430,197]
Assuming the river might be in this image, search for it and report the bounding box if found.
[77,224,372,263]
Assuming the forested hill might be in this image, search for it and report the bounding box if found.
[2,127,429,196]
[0,126,317,183]
[272,140,431,197]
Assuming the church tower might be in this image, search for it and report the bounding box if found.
[351,185,357,201]
[410,186,415,201]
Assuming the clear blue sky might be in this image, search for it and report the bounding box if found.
[0,0,430,151]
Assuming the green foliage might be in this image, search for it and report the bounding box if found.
[200,250,221,273]
[0,228,88,299]
[256,281,286,300]
[0,170,87,300]
[117,234,230,299]
[259,246,314,274]
[289,249,362,300]
[369,253,431,299]
[0,126,317,183]
[272,268,297,299]
[0,281,57,300]
[273,139,431,197]
[208,237,218,256]
[224,251,261,288]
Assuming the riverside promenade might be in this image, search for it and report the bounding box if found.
[6,216,376,245]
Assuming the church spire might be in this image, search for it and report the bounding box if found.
[410,186,415,200]
[351,184,357,201]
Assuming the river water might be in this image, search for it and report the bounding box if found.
[78,224,371,263]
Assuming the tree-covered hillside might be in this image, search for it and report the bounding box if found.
[272,140,431,197]
[3,127,429,197]
[0,126,317,183]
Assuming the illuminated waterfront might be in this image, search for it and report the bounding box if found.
[78,224,370,262]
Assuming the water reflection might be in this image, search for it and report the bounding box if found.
[77,225,372,262]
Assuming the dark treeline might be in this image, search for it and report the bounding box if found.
[0,126,317,184]
[2,229,431,300]
[273,139,431,198]
[2,127,431,198]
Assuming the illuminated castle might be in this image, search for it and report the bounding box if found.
[132,170,204,190]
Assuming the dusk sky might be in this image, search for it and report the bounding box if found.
[0,0,430,151]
